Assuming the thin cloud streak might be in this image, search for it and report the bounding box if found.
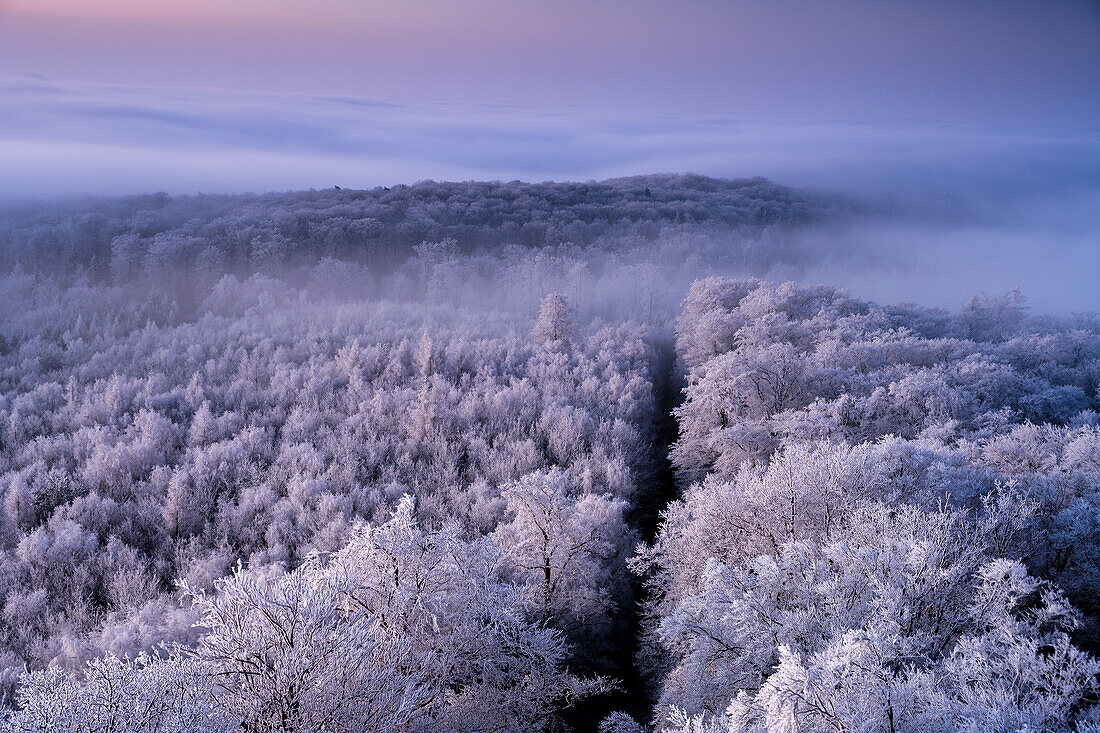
[2,1,1097,122]
[2,75,1098,204]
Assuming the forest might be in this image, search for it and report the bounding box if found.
[0,175,1097,732]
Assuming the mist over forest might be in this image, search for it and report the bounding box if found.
[0,0,1097,728]
[0,171,1097,732]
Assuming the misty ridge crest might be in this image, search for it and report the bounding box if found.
[0,177,1097,731]
[0,174,856,325]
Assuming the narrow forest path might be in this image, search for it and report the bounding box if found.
[569,334,683,731]
[632,334,683,543]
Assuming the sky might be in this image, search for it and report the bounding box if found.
[0,0,1097,312]
[0,0,1097,197]
[2,0,1098,120]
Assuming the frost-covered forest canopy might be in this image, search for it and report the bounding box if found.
[0,174,1098,732]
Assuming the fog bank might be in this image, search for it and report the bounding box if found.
[1,75,1097,314]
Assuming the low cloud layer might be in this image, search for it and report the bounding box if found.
[1,75,1098,314]
[2,75,1098,202]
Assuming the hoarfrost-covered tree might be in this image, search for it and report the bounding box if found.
[1,650,229,733]
[534,293,575,349]
[653,503,1099,733]
[183,556,434,733]
[331,495,612,731]
[494,469,633,635]
[7,497,610,732]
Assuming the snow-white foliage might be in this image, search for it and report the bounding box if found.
[0,282,657,679]
[1,650,228,733]
[534,293,576,349]
[623,277,1100,731]
[183,558,433,733]
[328,495,610,731]
[671,278,1098,482]
[493,468,633,638]
[2,185,1099,731]
[655,503,1099,731]
[3,497,608,732]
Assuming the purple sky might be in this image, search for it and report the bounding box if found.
[4,0,1098,120]
[0,0,1097,195]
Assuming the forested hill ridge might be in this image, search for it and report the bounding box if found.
[0,174,846,280]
